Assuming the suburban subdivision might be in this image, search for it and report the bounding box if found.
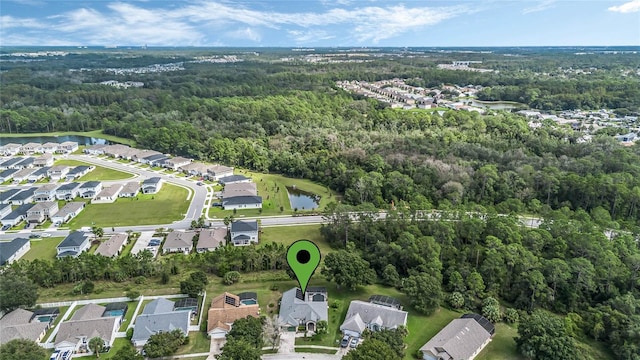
[0,44,639,360]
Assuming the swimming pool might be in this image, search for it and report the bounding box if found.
[104,309,125,317]
[241,299,257,305]
[37,315,54,323]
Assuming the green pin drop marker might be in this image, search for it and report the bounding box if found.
[287,240,321,297]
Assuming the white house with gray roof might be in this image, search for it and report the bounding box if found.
[27,167,49,182]
[79,181,102,199]
[131,298,190,347]
[278,287,328,332]
[55,316,118,355]
[55,182,81,200]
[95,233,128,258]
[0,308,49,345]
[142,177,163,194]
[230,220,259,246]
[56,231,90,258]
[222,195,263,211]
[34,184,59,202]
[51,202,85,224]
[340,300,408,338]
[0,238,30,266]
[163,230,196,254]
[420,315,494,360]
[0,204,32,227]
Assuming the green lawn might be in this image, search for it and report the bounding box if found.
[53,159,134,181]
[475,323,522,360]
[67,183,190,227]
[174,332,211,355]
[117,302,138,331]
[295,347,338,354]
[208,169,339,218]
[41,306,69,342]
[22,237,64,261]
[1,130,135,146]
[260,224,333,255]
[77,338,132,359]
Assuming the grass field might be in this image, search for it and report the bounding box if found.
[117,302,138,331]
[295,347,338,354]
[260,224,333,255]
[53,159,134,181]
[67,183,190,227]
[208,169,339,218]
[174,332,211,355]
[1,130,136,147]
[22,237,64,261]
[475,323,522,360]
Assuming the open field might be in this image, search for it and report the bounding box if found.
[22,237,65,261]
[209,169,338,218]
[1,130,136,146]
[174,332,211,355]
[260,224,333,255]
[67,183,189,227]
[53,159,134,181]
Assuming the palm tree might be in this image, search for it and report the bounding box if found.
[88,337,104,358]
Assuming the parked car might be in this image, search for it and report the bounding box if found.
[29,234,41,239]
[196,182,204,186]
[350,338,358,348]
[341,335,350,348]
[1,224,10,231]
[41,233,52,237]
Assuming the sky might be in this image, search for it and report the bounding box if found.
[1,0,639,47]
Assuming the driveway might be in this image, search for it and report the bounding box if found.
[130,231,158,257]
[278,331,296,354]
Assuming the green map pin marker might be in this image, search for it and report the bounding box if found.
[287,240,321,297]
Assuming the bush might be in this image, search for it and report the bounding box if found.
[134,276,146,284]
[269,284,278,291]
[448,292,465,309]
[126,328,134,340]
[504,308,519,323]
[223,271,240,285]
[330,300,342,309]
[126,290,140,301]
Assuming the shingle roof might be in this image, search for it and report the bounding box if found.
[0,308,34,327]
[0,322,48,345]
[222,195,262,207]
[163,231,196,251]
[0,169,19,179]
[53,202,85,219]
[197,228,227,250]
[131,311,190,344]
[0,238,29,265]
[57,231,89,249]
[79,181,101,189]
[9,188,37,201]
[55,317,117,347]
[120,182,140,194]
[419,318,492,360]
[56,182,81,192]
[71,304,106,321]
[95,233,128,257]
[142,298,175,315]
[67,166,91,176]
[340,301,408,334]
[219,175,250,184]
[142,177,162,185]
[30,167,50,177]
[278,288,328,327]
[0,189,21,202]
[2,204,33,220]
[207,292,260,333]
[231,220,258,233]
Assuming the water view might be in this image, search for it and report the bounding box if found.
[0,135,112,146]
[286,186,320,210]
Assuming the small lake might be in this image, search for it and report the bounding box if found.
[0,135,113,146]
[287,186,321,210]
[469,100,523,110]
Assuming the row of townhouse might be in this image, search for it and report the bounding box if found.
[0,200,85,228]
[0,142,78,156]
[162,220,259,255]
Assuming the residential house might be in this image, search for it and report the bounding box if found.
[26,201,59,224]
[179,162,210,177]
[27,167,50,183]
[218,174,251,185]
[196,227,227,252]
[79,181,102,199]
[340,300,408,338]
[0,158,23,170]
[47,165,70,181]
[51,202,85,225]
[163,156,192,170]
[0,308,49,345]
[141,154,169,167]
[103,144,132,158]
[56,141,79,154]
[10,167,36,183]
[20,142,42,155]
[0,169,19,182]
[42,142,59,154]
[206,165,234,181]
[83,144,108,155]
[33,153,54,167]
[616,132,638,142]
[278,287,328,332]
[34,184,59,202]
[55,182,81,200]
[162,230,196,254]
[207,292,260,338]
[132,150,162,163]
[14,157,34,169]
[419,314,494,360]
[0,143,21,156]
[95,233,128,257]
[119,182,140,198]
[55,307,118,355]
[230,220,259,246]
[9,188,37,205]
[93,184,123,204]
[0,238,30,266]
[56,231,90,258]
[222,195,263,211]
[0,204,11,219]
[65,166,92,181]
[131,298,190,347]
[221,182,257,198]
[142,177,162,194]
[1,204,33,227]
[0,189,21,204]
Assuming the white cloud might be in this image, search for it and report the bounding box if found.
[608,0,640,13]
[226,27,262,42]
[522,0,556,14]
[288,30,335,43]
[0,15,46,29]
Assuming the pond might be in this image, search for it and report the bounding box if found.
[469,100,524,110]
[0,135,113,146]
[286,186,321,211]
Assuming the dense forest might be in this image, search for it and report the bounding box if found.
[1,48,639,358]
